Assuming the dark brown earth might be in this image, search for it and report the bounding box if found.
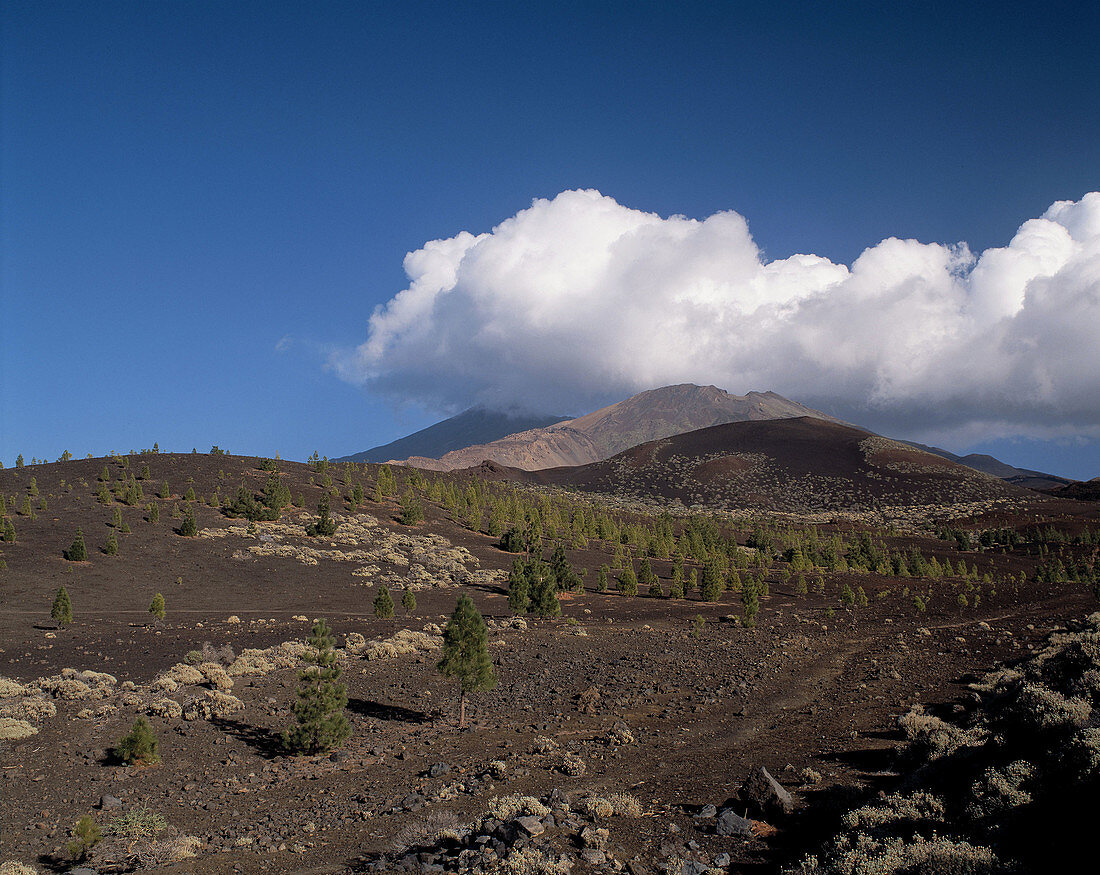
[0,452,1097,874]
[516,417,1026,513]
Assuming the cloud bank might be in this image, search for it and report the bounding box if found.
[332,189,1100,444]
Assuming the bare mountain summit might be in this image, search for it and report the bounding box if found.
[400,384,842,471]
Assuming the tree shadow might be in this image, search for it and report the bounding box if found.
[347,698,430,724]
[210,717,285,759]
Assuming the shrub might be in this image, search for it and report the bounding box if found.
[113,716,160,765]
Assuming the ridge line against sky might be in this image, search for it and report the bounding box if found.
[2,1,1098,477]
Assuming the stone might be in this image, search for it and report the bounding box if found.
[580,849,607,864]
[98,794,123,810]
[716,809,753,837]
[680,863,709,875]
[714,853,732,867]
[580,825,609,849]
[514,815,546,837]
[739,766,794,819]
[428,762,451,778]
[694,803,717,819]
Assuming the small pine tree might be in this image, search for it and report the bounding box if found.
[437,595,497,728]
[741,576,759,628]
[688,568,698,593]
[112,506,123,529]
[668,564,684,598]
[104,531,118,555]
[795,573,808,596]
[51,586,73,628]
[373,585,395,619]
[401,587,416,615]
[184,486,196,502]
[507,558,530,614]
[617,563,638,596]
[64,528,86,561]
[596,564,610,593]
[1,517,14,543]
[305,493,338,537]
[179,506,198,537]
[149,592,166,623]
[149,502,160,524]
[15,454,23,468]
[528,559,561,617]
[399,489,425,525]
[283,619,351,754]
[701,556,722,601]
[67,814,101,862]
[113,716,160,765]
[159,480,170,499]
[840,582,856,608]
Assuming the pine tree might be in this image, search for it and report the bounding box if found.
[401,587,416,615]
[159,480,170,499]
[399,489,425,525]
[741,577,759,629]
[596,564,610,593]
[507,558,530,614]
[638,557,658,594]
[51,586,73,628]
[373,585,395,619]
[66,528,87,561]
[184,486,196,502]
[113,716,160,765]
[668,564,684,598]
[149,502,160,524]
[437,595,496,728]
[283,619,351,754]
[528,559,561,617]
[179,505,198,537]
[305,492,338,537]
[617,563,638,596]
[1,517,14,543]
[149,592,166,623]
[701,556,722,601]
[104,531,118,555]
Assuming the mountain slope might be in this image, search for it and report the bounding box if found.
[401,384,842,471]
[903,442,1074,491]
[520,417,1027,513]
[336,407,571,463]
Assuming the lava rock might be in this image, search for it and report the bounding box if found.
[739,766,794,819]
[694,803,717,819]
[716,808,754,837]
[428,762,451,778]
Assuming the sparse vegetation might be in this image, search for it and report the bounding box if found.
[113,716,160,765]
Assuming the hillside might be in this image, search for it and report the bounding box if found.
[525,417,1028,514]
[336,407,571,463]
[1,450,1096,874]
[400,384,842,471]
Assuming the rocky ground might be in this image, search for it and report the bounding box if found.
[0,453,1097,874]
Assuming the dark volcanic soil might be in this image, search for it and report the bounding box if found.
[0,453,1097,874]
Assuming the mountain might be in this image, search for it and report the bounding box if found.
[510,417,1026,513]
[336,407,571,463]
[902,442,1074,491]
[399,384,843,471]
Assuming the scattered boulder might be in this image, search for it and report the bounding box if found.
[739,766,794,819]
[716,808,754,837]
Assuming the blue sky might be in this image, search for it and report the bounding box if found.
[2,1,1098,478]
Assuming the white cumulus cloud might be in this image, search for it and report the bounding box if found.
[332,189,1100,443]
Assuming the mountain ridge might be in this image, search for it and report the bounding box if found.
[397,384,843,471]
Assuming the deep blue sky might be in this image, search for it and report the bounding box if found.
[3,1,1098,477]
